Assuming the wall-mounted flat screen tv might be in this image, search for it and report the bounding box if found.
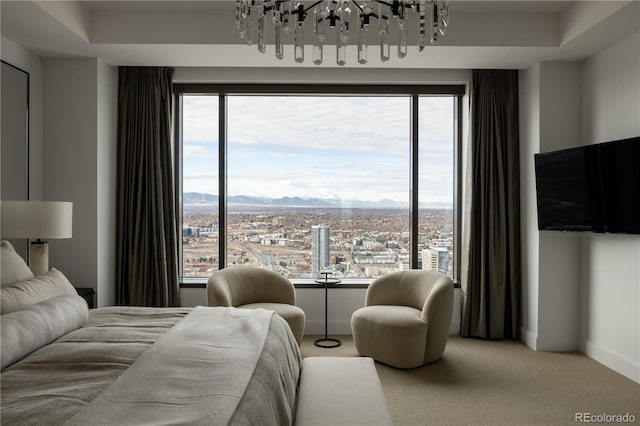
[534,136,640,234]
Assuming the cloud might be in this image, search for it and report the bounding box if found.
[184,173,217,180]
[183,96,218,142]
[182,94,455,205]
[183,143,213,158]
[226,96,410,155]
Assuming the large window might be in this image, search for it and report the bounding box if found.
[176,85,462,283]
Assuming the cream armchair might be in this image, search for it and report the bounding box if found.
[351,270,454,369]
[207,267,305,345]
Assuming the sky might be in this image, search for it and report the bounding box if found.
[182,94,454,208]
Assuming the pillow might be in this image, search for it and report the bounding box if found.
[1,240,34,286]
[1,268,77,315]
[1,294,88,370]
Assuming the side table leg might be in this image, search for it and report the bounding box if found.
[314,281,341,348]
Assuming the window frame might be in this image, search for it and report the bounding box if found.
[174,84,464,287]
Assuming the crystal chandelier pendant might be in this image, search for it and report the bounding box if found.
[237,0,250,43]
[439,0,449,36]
[336,0,350,65]
[378,5,390,62]
[295,23,304,63]
[315,6,327,42]
[338,0,351,42]
[235,1,243,31]
[358,2,371,64]
[418,0,427,51]
[337,30,347,66]
[357,21,368,65]
[398,18,408,58]
[430,1,439,44]
[245,21,252,46]
[257,2,266,54]
[313,5,326,65]
[314,41,324,65]
[275,24,284,60]
[293,1,305,63]
[397,3,408,59]
[380,30,390,62]
[282,1,292,34]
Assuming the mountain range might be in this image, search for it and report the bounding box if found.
[183,192,451,210]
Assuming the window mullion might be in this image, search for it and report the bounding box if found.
[175,95,184,277]
[219,94,227,269]
[454,95,462,282]
[410,95,419,270]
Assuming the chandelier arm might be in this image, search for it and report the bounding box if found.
[303,1,326,14]
[350,0,378,18]
[350,1,365,14]
[372,0,394,8]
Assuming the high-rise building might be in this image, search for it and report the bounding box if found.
[421,247,450,275]
[182,227,200,238]
[311,224,331,276]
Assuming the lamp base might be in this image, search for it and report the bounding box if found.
[29,241,49,276]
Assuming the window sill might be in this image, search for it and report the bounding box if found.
[179,278,460,289]
[179,278,370,289]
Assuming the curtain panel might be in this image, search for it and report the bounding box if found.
[461,69,521,339]
[116,67,180,307]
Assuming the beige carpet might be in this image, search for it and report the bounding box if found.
[301,335,640,425]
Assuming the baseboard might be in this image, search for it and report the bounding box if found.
[305,320,352,336]
[581,340,640,383]
[449,319,461,334]
[521,326,538,351]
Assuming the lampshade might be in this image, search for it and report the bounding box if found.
[1,201,73,239]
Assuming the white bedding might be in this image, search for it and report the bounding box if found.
[1,305,301,425]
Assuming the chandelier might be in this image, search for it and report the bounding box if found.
[235,0,450,65]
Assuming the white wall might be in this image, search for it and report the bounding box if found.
[519,63,541,349]
[519,62,583,352]
[44,58,99,294]
[97,61,117,307]
[579,31,640,383]
[537,62,583,351]
[1,36,43,199]
[43,58,117,307]
[174,67,472,85]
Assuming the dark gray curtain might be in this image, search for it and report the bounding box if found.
[461,70,521,339]
[116,67,180,307]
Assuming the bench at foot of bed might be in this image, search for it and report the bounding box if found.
[295,357,393,426]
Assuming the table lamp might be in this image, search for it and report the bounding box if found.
[1,201,73,276]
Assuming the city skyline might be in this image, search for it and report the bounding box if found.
[182,207,454,280]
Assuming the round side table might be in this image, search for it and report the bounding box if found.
[314,272,342,348]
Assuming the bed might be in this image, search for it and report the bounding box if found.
[0,241,301,425]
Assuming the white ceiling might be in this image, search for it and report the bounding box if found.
[1,0,639,69]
